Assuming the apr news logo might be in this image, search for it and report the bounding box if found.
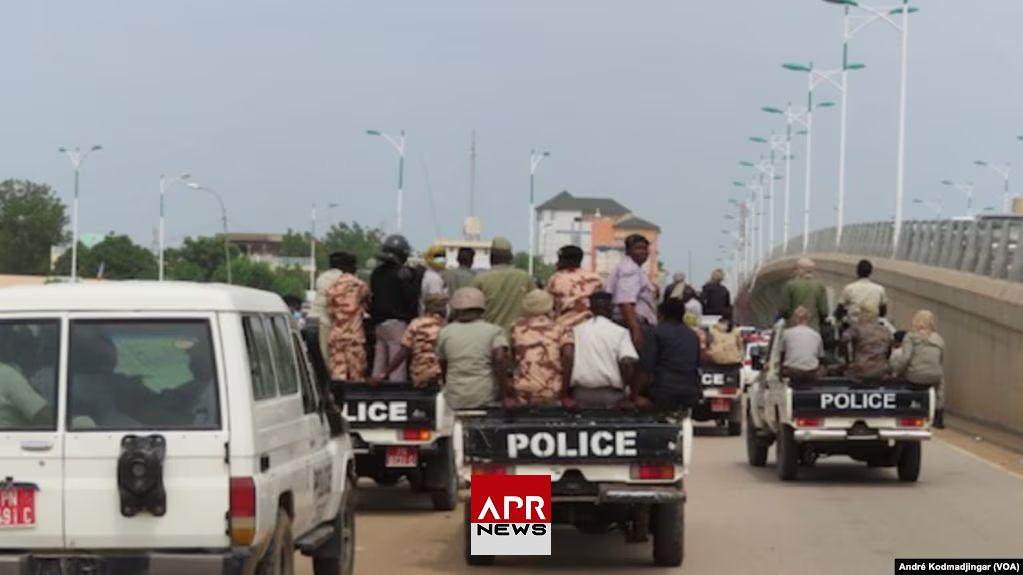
[470,475,551,556]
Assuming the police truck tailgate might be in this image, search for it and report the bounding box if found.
[339,382,439,430]
[791,382,931,419]
[463,408,682,465]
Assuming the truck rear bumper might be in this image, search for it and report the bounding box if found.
[793,429,931,441]
[0,549,252,575]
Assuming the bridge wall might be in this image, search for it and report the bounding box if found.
[739,254,1023,438]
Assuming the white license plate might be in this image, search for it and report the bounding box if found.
[0,488,36,528]
[385,446,418,468]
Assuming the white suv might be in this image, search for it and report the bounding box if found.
[0,282,356,575]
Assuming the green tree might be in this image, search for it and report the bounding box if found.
[53,234,157,279]
[0,179,69,274]
[280,229,312,258]
[165,235,237,282]
[321,222,385,269]
[513,252,555,286]
[212,257,276,291]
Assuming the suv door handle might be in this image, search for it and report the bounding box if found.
[20,440,54,452]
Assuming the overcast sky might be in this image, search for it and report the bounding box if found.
[3,1,1022,280]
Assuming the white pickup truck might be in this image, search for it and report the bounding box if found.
[0,282,356,575]
[744,322,933,482]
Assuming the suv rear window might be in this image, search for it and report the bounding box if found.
[67,320,220,431]
[0,320,59,431]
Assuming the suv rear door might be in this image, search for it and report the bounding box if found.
[62,314,230,549]
[0,316,63,547]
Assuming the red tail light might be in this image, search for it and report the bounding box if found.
[720,387,739,396]
[899,417,925,428]
[630,464,675,480]
[794,417,821,428]
[743,359,752,367]
[471,464,508,476]
[229,477,256,545]
[401,428,432,441]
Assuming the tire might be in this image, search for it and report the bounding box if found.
[464,502,495,566]
[727,417,742,436]
[651,502,685,567]
[431,440,459,511]
[258,508,295,575]
[312,475,357,575]
[745,410,768,467]
[776,424,799,481]
[897,442,922,483]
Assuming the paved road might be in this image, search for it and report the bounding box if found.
[298,427,1023,574]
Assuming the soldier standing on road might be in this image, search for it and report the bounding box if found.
[780,257,829,332]
[326,252,370,381]
[370,235,420,382]
[471,237,533,335]
[546,245,604,331]
[509,290,573,406]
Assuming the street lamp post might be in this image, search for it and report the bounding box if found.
[762,104,814,252]
[158,173,191,281]
[974,161,1011,213]
[912,197,943,220]
[58,145,102,281]
[941,180,975,216]
[187,183,232,284]
[528,149,551,277]
[366,129,406,232]
[310,202,339,292]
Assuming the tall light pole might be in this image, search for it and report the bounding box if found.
[187,183,232,284]
[366,129,406,232]
[974,160,1011,213]
[310,202,339,291]
[733,180,759,270]
[158,173,192,281]
[762,103,814,252]
[528,149,551,277]
[58,145,102,281]
[941,180,975,216]
[784,62,844,252]
[750,135,789,256]
[912,197,943,220]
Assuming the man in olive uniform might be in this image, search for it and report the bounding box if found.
[472,237,533,334]
[780,257,829,332]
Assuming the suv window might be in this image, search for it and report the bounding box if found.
[243,315,277,400]
[268,315,299,395]
[292,333,318,414]
[0,319,60,431]
[67,320,220,431]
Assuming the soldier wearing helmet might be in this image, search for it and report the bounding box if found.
[436,287,513,409]
[369,234,420,382]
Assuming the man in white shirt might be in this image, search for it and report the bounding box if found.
[836,259,888,325]
[780,306,824,381]
[562,291,643,409]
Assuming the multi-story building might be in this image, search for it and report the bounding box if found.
[535,191,660,279]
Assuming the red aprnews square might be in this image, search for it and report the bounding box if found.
[470,475,551,556]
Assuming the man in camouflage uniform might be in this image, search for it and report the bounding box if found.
[375,293,447,386]
[546,245,604,331]
[841,304,892,380]
[509,290,573,406]
[327,252,370,381]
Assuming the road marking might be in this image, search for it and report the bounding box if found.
[936,435,1023,481]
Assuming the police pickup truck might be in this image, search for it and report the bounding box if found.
[693,365,742,435]
[744,322,933,482]
[462,408,690,567]
[338,382,458,510]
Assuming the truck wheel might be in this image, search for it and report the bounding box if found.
[776,424,799,481]
[431,439,459,511]
[312,474,357,575]
[897,442,922,483]
[745,410,768,467]
[259,508,295,575]
[651,502,685,567]
[464,502,495,566]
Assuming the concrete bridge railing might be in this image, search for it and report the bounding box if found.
[768,219,1023,283]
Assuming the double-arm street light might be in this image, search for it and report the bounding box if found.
[783,61,846,252]
[58,145,103,281]
[366,129,406,233]
[762,103,820,252]
[528,149,551,277]
[750,134,790,256]
[824,0,919,255]
[187,183,232,284]
[941,180,975,216]
[310,202,339,291]
[158,173,192,281]
[974,161,1011,213]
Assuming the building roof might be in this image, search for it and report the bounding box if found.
[222,233,284,243]
[0,281,287,313]
[614,214,661,232]
[536,191,630,216]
